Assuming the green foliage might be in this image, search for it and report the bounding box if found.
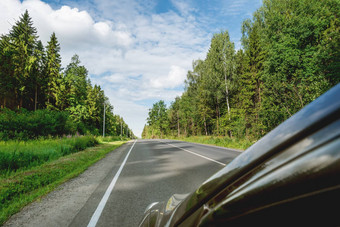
[62,54,88,108]
[0,108,73,140]
[0,136,98,173]
[260,0,340,131]
[147,100,169,138]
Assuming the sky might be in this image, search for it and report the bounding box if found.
[0,0,262,137]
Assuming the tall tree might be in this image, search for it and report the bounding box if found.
[30,40,46,110]
[85,84,106,132]
[0,35,15,108]
[240,17,265,137]
[9,10,39,109]
[147,100,168,138]
[188,60,212,136]
[205,31,235,135]
[168,96,181,137]
[64,54,88,107]
[45,32,61,109]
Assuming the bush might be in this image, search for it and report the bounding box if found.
[0,136,98,173]
[0,108,74,140]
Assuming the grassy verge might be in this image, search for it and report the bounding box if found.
[96,136,131,143]
[0,136,98,174]
[166,136,255,150]
[0,141,125,225]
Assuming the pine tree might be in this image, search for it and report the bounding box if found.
[64,54,88,107]
[240,18,265,137]
[31,40,46,110]
[45,32,61,109]
[0,35,15,108]
[9,10,39,109]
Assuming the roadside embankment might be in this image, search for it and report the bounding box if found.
[0,139,125,225]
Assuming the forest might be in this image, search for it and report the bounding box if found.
[143,0,339,140]
[0,11,133,140]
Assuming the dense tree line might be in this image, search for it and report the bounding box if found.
[143,0,339,140]
[0,11,133,138]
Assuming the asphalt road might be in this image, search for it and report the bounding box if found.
[72,139,240,227]
[4,139,241,227]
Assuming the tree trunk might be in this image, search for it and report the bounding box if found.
[15,90,19,109]
[216,100,219,135]
[225,73,231,120]
[224,71,233,140]
[19,95,23,109]
[177,111,180,137]
[204,115,208,136]
[47,84,50,106]
[34,84,38,111]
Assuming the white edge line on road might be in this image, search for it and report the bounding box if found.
[162,141,226,167]
[87,140,137,227]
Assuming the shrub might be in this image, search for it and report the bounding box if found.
[0,136,99,173]
[0,109,72,140]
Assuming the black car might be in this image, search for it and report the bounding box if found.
[140,83,340,226]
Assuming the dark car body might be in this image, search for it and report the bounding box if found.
[140,84,340,227]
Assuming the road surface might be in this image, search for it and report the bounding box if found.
[4,139,241,227]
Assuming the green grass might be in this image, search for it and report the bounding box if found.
[0,141,125,225]
[96,136,131,143]
[167,136,255,150]
[0,136,98,174]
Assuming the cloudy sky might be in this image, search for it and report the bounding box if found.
[0,0,262,137]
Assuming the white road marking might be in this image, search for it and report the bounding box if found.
[162,141,226,166]
[87,140,137,227]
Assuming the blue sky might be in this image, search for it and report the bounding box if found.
[0,0,262,137]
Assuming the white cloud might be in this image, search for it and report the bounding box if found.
[103,73,127,84]
[150,65,187,89]
[0,0,22,34]
[171,0,197,16]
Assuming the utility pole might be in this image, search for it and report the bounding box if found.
[120,120,122,137]
[103,102,105,137]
